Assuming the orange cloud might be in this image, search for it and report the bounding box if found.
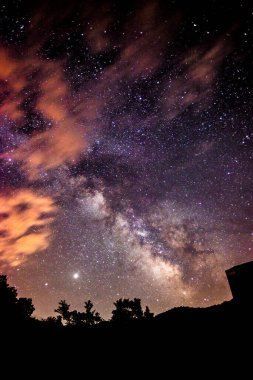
[37,62,68,122]
[0,48,27,120]
[0,48,26,90]
[117,2,180,79]
[14,123,86,180]
[85,4,112,54]
[0,189,57,268]
[70,2,180,127]
[0,44,87,179]
[164,39,231,119]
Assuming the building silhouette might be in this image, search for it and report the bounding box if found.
[226,261,253,303]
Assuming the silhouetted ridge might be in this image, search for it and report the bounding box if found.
[1,261,253,343]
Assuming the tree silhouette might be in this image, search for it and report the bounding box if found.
[43,316,62,327]
[144,306,154,319]
[83,300,102,325]
[0,275,18,321]
[131,298,143,319]
[70,310,85,326]
[111,298,145,322]
[54,299,102,326]
[17,298,35,319]
[55,300,71,325]
[1,273,156,332]
[111,298,131,322]
[0,275,35,322]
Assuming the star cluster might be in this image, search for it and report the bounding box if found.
[0,0,253,318]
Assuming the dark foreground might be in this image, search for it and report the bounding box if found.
[2,300,252,376]
[3,300,253,347]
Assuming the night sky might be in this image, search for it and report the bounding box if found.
[0,0,253,319]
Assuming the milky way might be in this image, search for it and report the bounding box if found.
[0,0,253,318]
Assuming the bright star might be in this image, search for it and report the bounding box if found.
[73,273,79,279]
